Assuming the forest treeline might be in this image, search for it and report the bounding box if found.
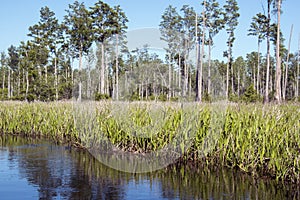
[0,0,299,103]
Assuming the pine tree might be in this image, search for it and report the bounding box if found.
[64,1,93,101]
[90,0,116,96]
[159,5,182,99]
[224,0,240,100]
[248,13,268,94]
[205,0,224,96]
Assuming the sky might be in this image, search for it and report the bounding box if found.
[0,0,299,61]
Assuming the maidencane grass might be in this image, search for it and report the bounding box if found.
[0,101,299,183]
[0,101,78,144]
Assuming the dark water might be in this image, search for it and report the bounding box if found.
[0,135,299,200]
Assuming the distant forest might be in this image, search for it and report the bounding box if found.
[0,0,299,103]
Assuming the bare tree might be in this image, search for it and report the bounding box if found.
[274,0,282,103]
[264,0,272,103]
[283,25,293,101]
[296,34,300,100]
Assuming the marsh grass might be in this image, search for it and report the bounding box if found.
[0,101,299,183]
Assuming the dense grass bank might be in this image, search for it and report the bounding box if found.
[0,101,299,183]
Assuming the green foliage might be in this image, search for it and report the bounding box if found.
[26,94,36,102]
[129,93,140,101]
[64,1,93,56]
[0,89,8,100]
[158,94,167,102]
[170,96,179,102]
[229,93,240,103]
[203,91,212,102]
[242,84,261,103]
[59,82,73,100]
[95,93,110,101]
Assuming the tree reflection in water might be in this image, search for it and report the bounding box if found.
[0,134,299,200]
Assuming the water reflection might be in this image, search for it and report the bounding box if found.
[0,134,299,200]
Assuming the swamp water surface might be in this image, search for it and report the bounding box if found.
[0,134,299,200]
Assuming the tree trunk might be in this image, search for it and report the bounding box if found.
[226,44,231,100]
[17,70,20,96]
[105,52,109,95]
[226,57,229,100]
[100,42,105,95]
[22,68,25,92]
[195,12,200,101]
[196,40,201,102]
[188,69,192,97]
[237,64,240,96]
[200,2,205,102]
[197,3,205,103]
[2,68,5,98]
[264,0,271,103]
[231,60,234,94]
[253,64,256,90]
[283,24,293,101]
[7,68,10,99]
[11,71,14,98]
[168,53,172,100]
[257,40,260,94]
[45,65,47,84]
[87,59,91,99]
[54,54,58,101]
[71,57,74,86]
[184,40,188,97]
[178,52,181,96]
[115,34,119,100]
[208,36,211,96]
[78,48,82,102]
[275,0,282,103]
[26,70,29,100]
[296,33,300,100]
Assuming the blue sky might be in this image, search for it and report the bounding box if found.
[0,0,299,61]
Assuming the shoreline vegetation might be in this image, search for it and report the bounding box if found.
[0,101,299,184]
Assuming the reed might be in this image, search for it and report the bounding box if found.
[0,101,299,183]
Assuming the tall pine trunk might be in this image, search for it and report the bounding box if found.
[115,34,119,100]
[100,42,105,95]
[54,54,58,101]
[7,68,10,99]
[231,59,234,94]
[178,53,181,96]
[26,70,29,100]
[253,64,256,90]
[257,40,260,94]
[183,40,188,97]
[45,66,47,84]
[197,3,206,102]
[22,68,25,92]
[2,68,5,98]
[283,24,293,101]
[87,60,91,99]
[296,34,300,100]
[195,12,200,101]
[208,36,212,96]
[17,70,20,96]
[78,48,82,102]
[11,71,14,98]
[168,53,172,100]
[275,0,282,103]
[226,43,231,100]
[264,0,271,103]
[237,64,240,96]
[105,52,109,95]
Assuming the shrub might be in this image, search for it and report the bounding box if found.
[95,93,111,101]
[242,84,261,103]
